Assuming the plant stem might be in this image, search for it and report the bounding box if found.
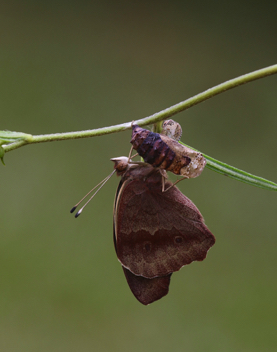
[3,63,277,154]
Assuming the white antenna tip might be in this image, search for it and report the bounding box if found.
[75,209,83,218]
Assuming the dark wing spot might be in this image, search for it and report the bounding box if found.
[143,242,152,251]
[174,236,183,244]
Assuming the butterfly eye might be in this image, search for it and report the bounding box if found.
[174,236,183,244]
[143,242,152,251]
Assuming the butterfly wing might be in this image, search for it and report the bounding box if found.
[122,267,172,305]
[114,174,215,279]
[113,178,172,305]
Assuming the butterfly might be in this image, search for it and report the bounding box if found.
[111,157,215,305]
[71,124,215,305]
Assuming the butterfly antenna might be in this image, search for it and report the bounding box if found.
[70,169,116,218]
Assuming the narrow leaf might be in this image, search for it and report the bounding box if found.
[0,146,5,165]
[181,142,277,191]
[0,131,33,144]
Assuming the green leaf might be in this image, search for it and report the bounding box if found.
[0,130,33,145]
[0,146,5,165]
[180,142,277,191]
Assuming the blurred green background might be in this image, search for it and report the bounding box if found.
[1,1,277,351]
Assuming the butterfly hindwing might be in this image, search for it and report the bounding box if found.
[122,266,172,305]
[114,172,215,279]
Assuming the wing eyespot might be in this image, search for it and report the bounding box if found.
[143,242,152,251]
[174,236,183,244]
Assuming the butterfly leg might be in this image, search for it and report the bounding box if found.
[131,152,139,158]
[127,145,134,162]
[158,170,169,192]
[127,145,140,163]
[163,176,188,192]
[162,175,166,192]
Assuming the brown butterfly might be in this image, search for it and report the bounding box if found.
[71,156,215,305]
[71,123,215,305]
[111,157,215,305]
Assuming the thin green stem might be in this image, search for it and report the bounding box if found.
[2,64,277,154]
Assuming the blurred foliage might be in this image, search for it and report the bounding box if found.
[0,1,277,351]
